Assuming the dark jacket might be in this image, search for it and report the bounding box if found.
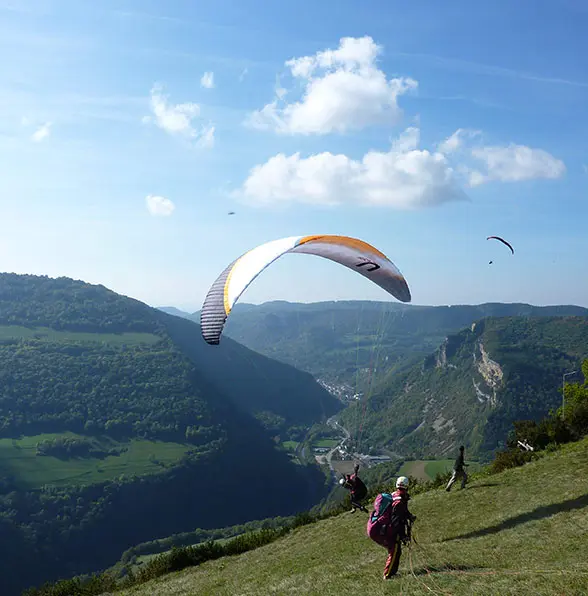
[346,473,367,500]
[454,452,465,471]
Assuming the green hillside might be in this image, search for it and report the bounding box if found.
[0,274,340,595]
[162,311,340,432]
[113,436,588,596]
[0,275,340,436]
[339,316,588,460]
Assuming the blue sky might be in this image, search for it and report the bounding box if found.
[1,0,587,311]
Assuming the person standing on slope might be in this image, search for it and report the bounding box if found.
[366,476,416,580]
[339,463,368,513]
[446,445,468,491]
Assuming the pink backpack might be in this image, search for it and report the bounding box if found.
[366,492,393,539]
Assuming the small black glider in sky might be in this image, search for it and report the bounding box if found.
[487,236,514,255]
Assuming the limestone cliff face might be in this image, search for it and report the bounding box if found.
[342,315,588,460]
[433,332,503,407]
[435,340,447,368]
[400,327,505,457]
[473,341,504,407]
[434,336,460,370]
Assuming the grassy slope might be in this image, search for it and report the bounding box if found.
[118,438,588,596]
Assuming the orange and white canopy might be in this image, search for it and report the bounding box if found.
[200,234,411,345]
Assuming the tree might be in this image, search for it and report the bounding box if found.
[559,359,588,437]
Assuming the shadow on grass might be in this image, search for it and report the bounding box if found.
[410,563,485,576]
[442,493,588,542]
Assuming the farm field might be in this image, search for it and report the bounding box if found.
[312,439,339,448]
[0,325,160,346]
[0,433,191,489]
[399,458,482,482]
[331,460,357,477]
[281,441,300,452]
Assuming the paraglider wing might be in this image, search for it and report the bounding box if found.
[487,236,514,254]
[200,234,411,345]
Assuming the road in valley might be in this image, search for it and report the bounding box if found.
[324,414,369,484]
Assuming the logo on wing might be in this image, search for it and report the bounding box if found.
[355,257,380,272]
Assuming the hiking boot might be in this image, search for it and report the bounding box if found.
[350,508,357,513]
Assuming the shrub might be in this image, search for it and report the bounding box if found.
[490,449,536,474]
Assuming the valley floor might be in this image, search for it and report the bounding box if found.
[114,437,588,595]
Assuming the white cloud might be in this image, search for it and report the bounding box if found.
[145,194,175,216]
[435,128,566,187]
[391,126,420,152]
[468,144,566,186]
[21,116,31,126]
[198,125,215,148]
[200,71,215,89]
[237,121,567,208]
[31,122,51,142]
[438,128,480,154]
[467,170,487,187]
[274,77,287,100]
[238,127,466,209]
[245,36,417,135]
[143,84,214,145]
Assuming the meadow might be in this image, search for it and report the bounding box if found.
[0,325,160,346]
[398,459,482,482]
[0,433,191,489]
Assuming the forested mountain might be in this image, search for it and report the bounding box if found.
[163,301,588,392]
[2,276,341,430]
[0,274,339,595]
[161,300,588,461]
[158,306,192,319]
[339,316,588,460]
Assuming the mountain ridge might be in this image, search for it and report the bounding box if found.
[192,299,588,390]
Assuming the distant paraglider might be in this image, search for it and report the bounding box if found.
[228,211,236,215]
[487,236,514,254]
[200,234,411,345]
[487,236,514,265]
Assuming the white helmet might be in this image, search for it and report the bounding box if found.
[396,476,409,489]
[339,478,346,486]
